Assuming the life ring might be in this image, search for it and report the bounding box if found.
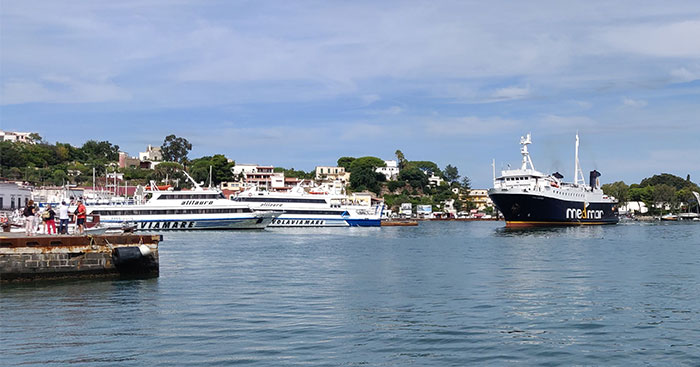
[248,193,252,197]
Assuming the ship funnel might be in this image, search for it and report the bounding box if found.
[589,170,601,189]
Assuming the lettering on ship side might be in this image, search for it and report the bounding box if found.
[272,219,325,226]
[565,208,603,220]
[180,200,214,206]
[139,221,196,229]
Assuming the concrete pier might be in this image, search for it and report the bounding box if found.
[0,234,160,282]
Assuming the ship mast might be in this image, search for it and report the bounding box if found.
[574,133,586,186]
[520,133,535,171]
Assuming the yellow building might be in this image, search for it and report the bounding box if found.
[315,166,347,183]
[467,189,494,211]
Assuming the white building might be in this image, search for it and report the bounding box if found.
[0,130,34,144]
[620,201,649,214]
[139,145,163,162]
[376,160,400,181]
[231,164,260,176]
[315,166,348,183]
[428,174,444,187]
[0,180,32,210]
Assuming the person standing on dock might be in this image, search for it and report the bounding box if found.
[58,201,70,235]
[43,204,57,235]
[75,200,87,235]
[23,200,37,236]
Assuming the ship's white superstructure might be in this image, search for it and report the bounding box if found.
[233,185,383,227]
[89,173,277,230]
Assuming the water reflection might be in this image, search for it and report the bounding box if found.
[494,224,606,239]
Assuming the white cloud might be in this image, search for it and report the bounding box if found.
[597,20,700,58]
[490,85,532,101]
[670,67,700,83]
[622,97,647,108]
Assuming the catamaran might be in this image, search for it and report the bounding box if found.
[232,185,383,227]
[89,172,278,230]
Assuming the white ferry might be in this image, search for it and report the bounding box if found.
[89,174,278,230]
[233,186,383,227]
[488,133,618,227]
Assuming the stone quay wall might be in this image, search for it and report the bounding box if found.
[0,234,160,282]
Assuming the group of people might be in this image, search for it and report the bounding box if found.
[22,200,87,236]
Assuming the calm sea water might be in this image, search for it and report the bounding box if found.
[2,221,700,366]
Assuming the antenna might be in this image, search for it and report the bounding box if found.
[208,165,213,189]
[574,132,586,186]
[492,159,496,182]
[519,133,535,171]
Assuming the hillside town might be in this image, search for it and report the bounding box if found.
[0,130,496,219]
[3,129,699,221]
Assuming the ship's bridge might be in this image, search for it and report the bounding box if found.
[494,169,554,191]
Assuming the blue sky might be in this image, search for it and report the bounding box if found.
[1,0,699,188]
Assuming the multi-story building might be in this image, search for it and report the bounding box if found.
[315,166,348,183]
[229,164,285,189]
[376,160,400,181]
[0,180,32,210]
[118,152,142,169]
[0,130,34,144]
[467,189,494,211]
[139,145,163,162]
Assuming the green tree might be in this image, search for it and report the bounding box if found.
[629,185,653,203]
[652,184,676,214]
[51,169,68,186]
[398,167,428,189]
[81,140,120,161]
[161,135,192,164]
[151,162,185,186]
[406,160,442,177]
[349,156,385,172]
[188,155,234,186]
[444,164,460,184]
[387,180,405,192]
[274,167,313,179]
[460,176,472,191]
[640,173,698,191]
[337,157,356,170]
[349,166,386,194]
[601,181,629,205]
[395,149,407,169]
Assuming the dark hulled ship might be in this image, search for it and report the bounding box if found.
[488,133,618,227]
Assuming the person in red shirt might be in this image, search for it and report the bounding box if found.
[75,200,87,235]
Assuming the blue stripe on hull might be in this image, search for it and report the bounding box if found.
[102,217,268,230]
[268,217,381,227]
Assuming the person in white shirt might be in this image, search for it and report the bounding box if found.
[58,201,70,235]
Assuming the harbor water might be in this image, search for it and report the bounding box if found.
[2,221,700,365]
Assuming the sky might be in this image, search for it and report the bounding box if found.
[1,0,700,188]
